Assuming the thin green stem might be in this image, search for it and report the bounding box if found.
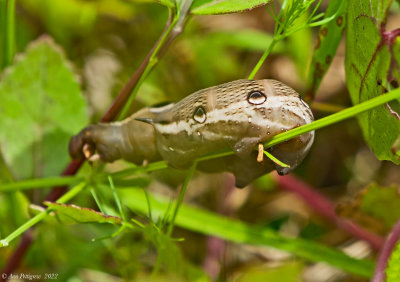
[0,211,47,247]
[108,161,168,179]
[0,0,16,69]
[48,181,86,204]
[108,176,127,222]
[167,161,197,237]
[264,88,400,148]
[143,188,153,222]
[6,0,15,65]
[248,38,278,79]
[90,187,106,214]
[264,150,290,167]
[0,176,83,192]
[253,0,339,80]
[119,0,193,120]
[0,182,86,247]
[118,14,179,120]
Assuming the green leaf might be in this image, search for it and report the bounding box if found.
[308,0,346,95]
[190,0,269,15]
[127,0,175,9]
[0,36,88,179]
[279,0,314,36]
[121,189,375,278]
[387,241,400,282]
[235,262,303,282]
[44,202,122,225]
[361,183,400,228]
[345,0,400,164]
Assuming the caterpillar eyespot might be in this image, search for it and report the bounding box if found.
[69,79,314,188]
[247,91,266,105]
[193,106,207,123]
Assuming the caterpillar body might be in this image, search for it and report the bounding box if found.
[69,79,314,188]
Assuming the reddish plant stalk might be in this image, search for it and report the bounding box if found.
[372,219,400,282]
[274,172,384,250]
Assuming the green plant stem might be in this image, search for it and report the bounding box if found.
[264,88,400,148]
[108,161,168,179]
[0,182,86,247]
[119,0,193,120]
[264,150,290,167]
[0,176,83,192]
[6,0,15,64]
[143,189,153,221]
[108,176,127,222]
[167,161,197,237]
[0,0,16,69]
[248,38,278,79]
[118,13,179,119]
[250,0,341,80]
[90,187,106,214]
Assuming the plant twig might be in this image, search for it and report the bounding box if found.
[273,172,384,250]
[1,182,86,247]
[167,161,197,236]
[0,182,86,281]
[372,219,400,282]
[248,38,277,79]
[0,0,16,70]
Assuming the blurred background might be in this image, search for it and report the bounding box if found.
[1,0,400,281]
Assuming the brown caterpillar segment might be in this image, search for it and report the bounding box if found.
[69,107,166,164]
[69,79,314,188]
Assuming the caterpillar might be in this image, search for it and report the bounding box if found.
[69,79,314,188]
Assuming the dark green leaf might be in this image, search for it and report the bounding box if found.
[44,202,122,225]
[308,0,346,96]
[345,0,400,164]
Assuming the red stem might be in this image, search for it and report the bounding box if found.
[274,172,384,250]
[372,219,400,282]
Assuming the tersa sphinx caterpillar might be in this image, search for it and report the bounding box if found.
[69,79,314,187]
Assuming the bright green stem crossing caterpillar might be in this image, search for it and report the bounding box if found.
[69,79,314,188]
